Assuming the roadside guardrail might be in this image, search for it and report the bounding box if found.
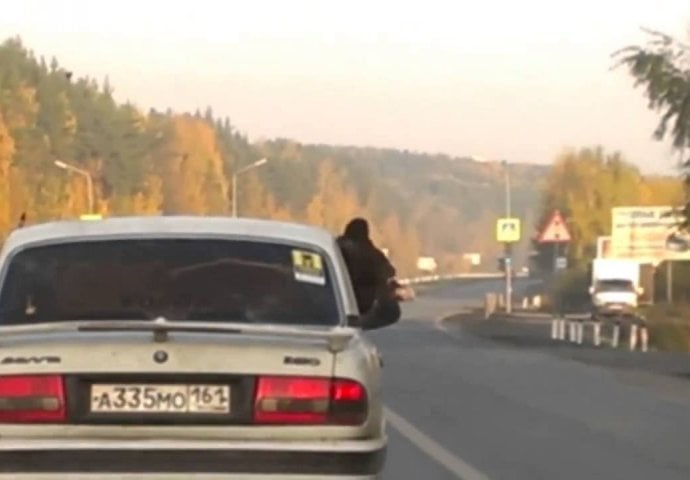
[549,314,649,353]
[398,272,526,286]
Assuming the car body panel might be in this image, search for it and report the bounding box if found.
[0,216,387,477]
[1,474,381,479]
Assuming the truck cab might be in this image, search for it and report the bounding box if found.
[589,259,642,319]
[590,278,640,317]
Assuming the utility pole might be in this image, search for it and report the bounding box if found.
[232,174,238,218]
[503,160,512,314]
[666,260,673,304]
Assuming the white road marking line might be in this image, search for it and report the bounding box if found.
[385,406,491,480]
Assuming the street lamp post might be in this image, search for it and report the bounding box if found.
[232,158,268,217]
[503,160,513,314]
[54,160,94,214]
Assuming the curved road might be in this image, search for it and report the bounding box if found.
[369,279,690,480]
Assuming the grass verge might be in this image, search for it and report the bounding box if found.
[641,303,690,352]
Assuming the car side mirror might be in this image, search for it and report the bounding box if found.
[637,287,644,295]
[347,313,389,331]
[347,300,401,331]
[588,286,595,295]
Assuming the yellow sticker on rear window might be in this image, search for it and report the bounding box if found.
[292,250,326,286]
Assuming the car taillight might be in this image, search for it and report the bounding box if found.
[254,376,367,425]
[0,375,66,423]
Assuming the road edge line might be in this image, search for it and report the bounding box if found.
[385,406,491,480]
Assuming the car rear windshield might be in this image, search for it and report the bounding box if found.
[0,239,340,326]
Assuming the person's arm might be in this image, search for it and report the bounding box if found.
[356,292,401,330]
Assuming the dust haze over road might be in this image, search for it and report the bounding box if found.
[370,279,690,480]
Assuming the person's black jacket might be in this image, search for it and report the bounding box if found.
[336,218,401,328]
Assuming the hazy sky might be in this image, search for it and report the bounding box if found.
[1,0,689,173]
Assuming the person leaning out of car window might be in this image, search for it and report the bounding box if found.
[337,218,413,328]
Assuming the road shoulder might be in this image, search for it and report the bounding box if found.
[443,310,690,406]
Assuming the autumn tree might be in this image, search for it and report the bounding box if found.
[377,214,421,276]
[305,160,362,233]
[0,114,14,237]
[157,115,229,215]
[236,169,291,220]
[532,146,684,272]
[615,29,690,227]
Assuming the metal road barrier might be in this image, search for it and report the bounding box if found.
[398,272,525,286]
[550,315,648,352]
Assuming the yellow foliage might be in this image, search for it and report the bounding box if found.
[305,160,361,233]
[237,170,281,219]
[4,84,38,130]
[131,174,164,215]
[159,116,229,215]
[538,147,685,266]
[378,214,421,276]
[0,114,15,236]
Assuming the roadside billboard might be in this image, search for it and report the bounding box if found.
[610,206,689,265]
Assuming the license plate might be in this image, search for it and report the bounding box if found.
[90,384,231,414]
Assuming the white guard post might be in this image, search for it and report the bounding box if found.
[629,324,638,351]
[611,322,620,349]
[576,320,584,345]
[593,321,601,347]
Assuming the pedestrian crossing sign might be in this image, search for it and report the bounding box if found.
[496,218,521,243]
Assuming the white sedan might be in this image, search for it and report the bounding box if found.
[0,216,394,479]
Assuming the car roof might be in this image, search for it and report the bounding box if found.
[2,216,337,252]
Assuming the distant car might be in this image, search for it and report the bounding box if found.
[0,216,391,479]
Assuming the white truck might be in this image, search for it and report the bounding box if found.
[589,258,642,319]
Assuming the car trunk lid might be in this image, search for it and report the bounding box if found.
[0,322,355,427]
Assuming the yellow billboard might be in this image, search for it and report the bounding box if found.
[610,206,689,264]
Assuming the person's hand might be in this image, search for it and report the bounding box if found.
[387,278,415,302]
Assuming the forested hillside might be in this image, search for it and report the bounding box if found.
[0,37,544,275]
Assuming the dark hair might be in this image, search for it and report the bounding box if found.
[344,218,369,241]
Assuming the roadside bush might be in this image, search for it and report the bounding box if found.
[653,262,690,304]
[649,323,690,352]
[547,268,590,313]
[640,303,690,352]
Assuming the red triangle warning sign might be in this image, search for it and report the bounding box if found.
[537,210,571,243]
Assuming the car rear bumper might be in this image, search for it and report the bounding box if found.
[0,476,379,480]
[0,437,386,478]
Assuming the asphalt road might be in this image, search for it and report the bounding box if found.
[368,278,690,480]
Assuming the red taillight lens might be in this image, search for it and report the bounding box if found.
[254,376,367,425]
[329,379,367,425]
[254,376,330,424]
[332,379,365,401]
[0,375,66,423]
